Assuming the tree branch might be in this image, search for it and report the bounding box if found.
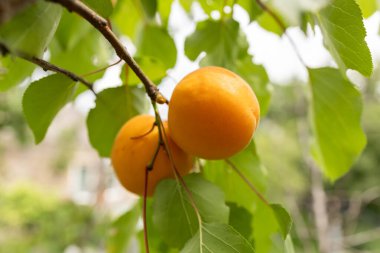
[0,42,95,94]
[47,0,168,104]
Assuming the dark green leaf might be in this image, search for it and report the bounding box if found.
[227,202,253,240]
[180,223,255,253]
[0,1,61,56]
[309,67,367,180]
[136,24,177,69]
[141,0,157,18]
[22,74,76,143]
[153,174,229,248]
[86,85,149,157]
[107,205,141,253]
[234,56,272,115]
[317,0,373,76]
[270,204,292,239]
[185,19,247,67]
[82,0,113,18]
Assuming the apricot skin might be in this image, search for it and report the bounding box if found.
[111,115,193,196]
[168,66,260,160]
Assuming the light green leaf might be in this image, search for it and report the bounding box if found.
[234,56,272,115]
[87,85,149,157]
[0,1,61,56]
[121,58,166,86]
[158,0,174,26]
[309,67,367,180]
[112,0,143,41]
[22,74,76,143]
[270,204,292,239]
[82,0,113,17]
[153,174,230,248]
[285,235,296,253]
[180,223,255,253]
[257,8,287,36]
[198,0,224,15]
[238,0,263,21]
[356,0,377,18]
[185,19,247,67]
[317,0,373,76]
[0,57,35,91]
[136,24,177,69]
[227,202,253,241]
[107,205,141,253]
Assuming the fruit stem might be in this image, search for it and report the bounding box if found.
[225,159,270,207]
[143,167,150,253]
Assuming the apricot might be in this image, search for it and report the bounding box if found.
[168,66,260,160]
[111,115,193,196]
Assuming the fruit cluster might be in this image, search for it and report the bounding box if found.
[111,66,260,196]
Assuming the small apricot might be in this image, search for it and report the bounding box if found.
[111,115,193,196]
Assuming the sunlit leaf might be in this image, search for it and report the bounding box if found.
[356,0,377,18]
[0,57,35,91]
[180,223,255,253]
[112,0,143,41]
[87,85,149,157]
[22,74,76,143]
[270,204,292,239]
[238,0,263,21]
[0,1,61,56]
[317,0,373,76]
[141,0,157,18]
[309,67,367,180]
[153,174,229,248]
[82,0,113,17]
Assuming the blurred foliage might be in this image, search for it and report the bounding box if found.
[0,184,109,253]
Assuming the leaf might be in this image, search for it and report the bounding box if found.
[198,0,224,15]
[121,59,166,86]
[136,24,177,69]
[238,0,263,21]
[317,0,373,76]
[86,85,149,157]
[152,174,229,248]
[257,8,287,36]
[82,0,113,18]
[356,0,377,18]
[284,235,296,253]
[227,202,253,241]
[0,57,35,91]
[0,1,61,56]
[158,0,174,26]
[107,205,141,253]
[22,74,76,143]
[180,223,255,253]
[112,0,143,41]
[270,204,292,239]
[141,0,157,18]
[203,141,267,211]
[234,56,272,116]
[309,67,367,180]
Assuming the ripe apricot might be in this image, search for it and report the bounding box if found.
[168,66,260,160]
[111,115,193,196]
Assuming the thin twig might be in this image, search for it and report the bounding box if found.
[47,0,168,104]
[225,159,270,206]
[255,0,307,67]
[81,58,122,77]
[0,42,95,94]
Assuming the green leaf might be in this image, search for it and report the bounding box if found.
[112,0,143,41]
[152,174,230,248]
[270,204,292,239]
[203,141,267,211]
[285,235,296,253]
[238,0,263,21]
[136,24,177,69]
[82,0,113,18]
[107,205,141,253]
[180,223,255,253]
[22,74,76,143]
[257,8,287,36]
[50,29,110,82]
[86,85,149,157]
[234,56,272,116]
[185,19,247,67]
[0,1,61,56]
[141,0,158,18]
[309,67,367,180]
[317,0,373,76]
[356,0,377,18]
[121,58,166,86]
[227,202,253,241]
[198,0,224,15]
[0,57,35,91]
[158,0,174,26]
